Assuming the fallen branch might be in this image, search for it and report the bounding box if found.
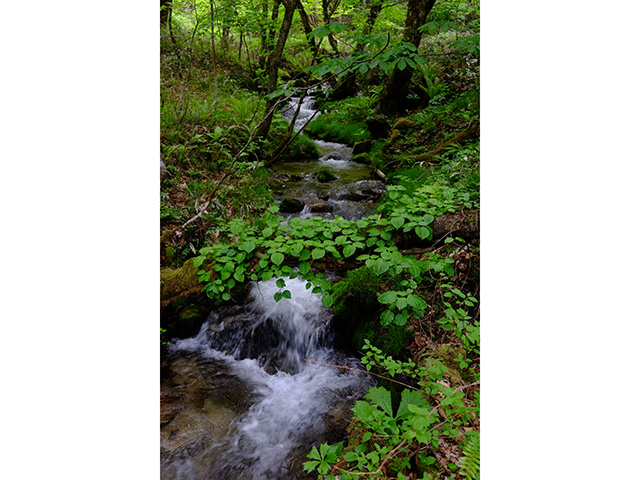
[413,120,479,163]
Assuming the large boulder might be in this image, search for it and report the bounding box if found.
[316,168,336,183]
[279,197,305,213]
[352,139,372,156]
[366,117,391,139]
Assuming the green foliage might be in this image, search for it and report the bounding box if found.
[307,96,372,145]
[459,430,480,480]
[305,340,479,479]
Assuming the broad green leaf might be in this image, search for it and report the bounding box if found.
[378,290,397,304]
[396,390,428,420]
[299,249,311,261]
[372,258,389,276]
[415,226,432,240]
[391,216,405,229]
[262,227,274,237]
[322,293,333,308]
[282,289,292,299]
[271,251,284,266]
[396,297,408,310]
[276,278,285,288]
[366,386,393,417]
[343,244,356,257]
[380,309,394,325]
[406,294,427,311]
[312,247,325,260]
[299,261,311,275]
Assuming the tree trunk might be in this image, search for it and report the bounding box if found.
[322,0,340,54]
[377,0,437,115]
[255,0,296,139]
[296,0,319,60]
[330,0,382,99]
[161,0,172,27]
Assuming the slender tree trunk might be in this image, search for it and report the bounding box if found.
[331,0,382,98]
[322,0,340,54]
[296,0,319,60]
[377,0,437,115]
[161,0,172,27]
[209,0,219,106]
[255,0,296,138]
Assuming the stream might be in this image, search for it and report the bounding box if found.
[161,91,384,479]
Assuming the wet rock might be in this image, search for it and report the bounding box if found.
[351,153,369,165]
[366,116,390,139]
[352,139,372,156]
[279,197,305,213]
[316,168,336,183]
[346,191,368,202]
[161,158,168,182]
[309,203,332,213]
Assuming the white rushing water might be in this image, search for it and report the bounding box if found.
[162,278,372,480]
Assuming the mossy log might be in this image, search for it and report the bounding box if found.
[414,121,479,163]
[161,257,202,308]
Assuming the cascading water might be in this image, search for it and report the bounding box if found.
[161,278,373,480]
[273,92,386,221]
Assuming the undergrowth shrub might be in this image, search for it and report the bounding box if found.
[307,96,372,145]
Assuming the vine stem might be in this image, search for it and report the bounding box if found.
[304,358,419,391]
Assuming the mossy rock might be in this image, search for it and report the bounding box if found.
[352,139,373,156]
[388,129,400,145]
[391,117,416,130]
[366,116,391,139]
[279,197,305,213]
[351,153,369,165]
[316,168,336,182]
[161,257,201,307]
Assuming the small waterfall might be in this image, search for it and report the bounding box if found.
[273,93,386,221]
[161,278,373,480]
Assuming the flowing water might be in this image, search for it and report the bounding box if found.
[274,92,385,220]
[161,279,373,480]
[161,91,382,479]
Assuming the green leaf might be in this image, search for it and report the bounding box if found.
[262,227,274,237]
[380,309,394,325]
[307,446,321,460]
[222,292,231,301]
[299,249,311,261]
[282,289,292,299]
[406,294,427,311]
[299,261,311,275]
[312,247,326,260]
[396,297,408,310]
[391,216,405,229]
[378,291,397,304]
[343,244,356,258]
[372,257,389,276]
[193,256,205,267]
[276,278,285,288]
[415,226,432,240]
[397,58,407,70]
[396,390,428,420]
[366,386,393,417]
[271,251,284,266]
[302,460,319,473]
[322,293,333,308]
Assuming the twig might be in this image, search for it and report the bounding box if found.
[304,358,419,391]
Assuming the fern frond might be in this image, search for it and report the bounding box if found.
[459,432,480,480]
